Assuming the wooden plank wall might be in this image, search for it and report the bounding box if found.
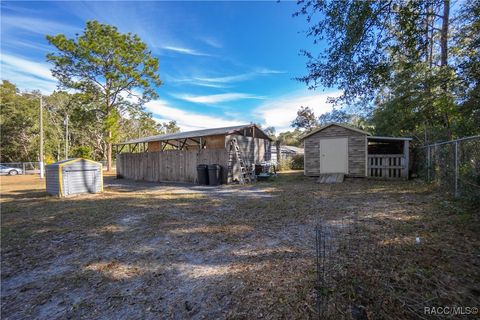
[304,125,367,177]
[117,149,229,184]
[225,135,272,164]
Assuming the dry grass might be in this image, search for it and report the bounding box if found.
[1,172,478,319]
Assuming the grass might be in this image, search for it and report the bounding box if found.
[1,172,478,319]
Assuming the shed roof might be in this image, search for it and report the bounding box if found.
[300,123,371,140]
[46,158,101,168]
[118,124,272,145]
[368,136,413,141]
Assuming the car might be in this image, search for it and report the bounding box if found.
[0,165,23,175]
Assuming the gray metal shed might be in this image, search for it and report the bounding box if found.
[46,158,103,197]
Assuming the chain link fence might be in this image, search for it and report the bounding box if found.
[0,160,116,176]
[416,135,480,202]
[0,162,41,175]
[315,216,479,319]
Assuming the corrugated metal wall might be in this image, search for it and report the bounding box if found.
[46,159,102,197]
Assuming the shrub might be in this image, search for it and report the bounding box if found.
[277,155,304,171]
[290,154,304,170]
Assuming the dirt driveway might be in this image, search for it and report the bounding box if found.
[1,173,478,319]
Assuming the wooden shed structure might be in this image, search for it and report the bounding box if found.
[46,158,103,197]
[115,124,272,184]
[302,123,412,179]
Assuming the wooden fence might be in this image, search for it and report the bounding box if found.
[116,149,229,184]
[368,154,407,179]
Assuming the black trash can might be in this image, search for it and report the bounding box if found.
[208,164,222,185]
[197,164,209,185]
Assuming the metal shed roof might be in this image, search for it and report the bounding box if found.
[118,124,272,145]
[280,145,305,154]
[46,158,102,168]
[300,123,371,140]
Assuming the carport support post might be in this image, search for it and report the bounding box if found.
[454,140,459,198]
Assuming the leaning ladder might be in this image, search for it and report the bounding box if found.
[228,138,253,184]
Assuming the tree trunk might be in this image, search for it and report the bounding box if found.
[440,0,449,68]
[440,0,451,139]
[107,129,112,171]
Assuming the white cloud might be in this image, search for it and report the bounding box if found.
[200,37,222,48]
[195,68,285,84]
[162,46,211,57]
[1,15,78,36]
[173,93,264,104]
[195,74,253,83]
[0,53,57,93]
[145,99,244,131]
[171,68,286,88]
[255,90,342,133]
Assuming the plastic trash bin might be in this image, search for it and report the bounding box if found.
[197,164,209,185]
[208,164,222,185]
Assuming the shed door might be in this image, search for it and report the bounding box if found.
[319,138,348,174]
[65,169,98,195]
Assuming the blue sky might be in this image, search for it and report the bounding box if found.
[1,1,339,132]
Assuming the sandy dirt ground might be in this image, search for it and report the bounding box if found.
[1,172,478,319]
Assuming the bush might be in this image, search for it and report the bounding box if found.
[290,154,304,170]
[277,155,304,171]
[277,158,293,171]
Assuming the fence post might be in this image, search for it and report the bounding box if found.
[23,163,26,175]
[427,146,430,182]
[454,140,459,198]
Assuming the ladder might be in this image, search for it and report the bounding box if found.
[228,138,253,184]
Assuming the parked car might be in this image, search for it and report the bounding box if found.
[0,165,23,175]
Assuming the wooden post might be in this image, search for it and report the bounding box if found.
[275,140,281,164]
[402,140,409,179]
[454,140,459,197]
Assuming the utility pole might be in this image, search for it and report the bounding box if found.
[39,95,44,179]
[64,114,69,160]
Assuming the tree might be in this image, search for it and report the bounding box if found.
[291,106,318,131]
[318,108,353,126]
[294,0,475,141]
[263,126,276,139]
[159,120,180,134]
[277,130,303,147]
[0,81,39,162]
[46,20,162,170]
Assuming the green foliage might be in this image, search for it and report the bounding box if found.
[0,81,39,162]
[277,155,304,171]
[46,20,161,105]
[71,146,93,159]
[276,158,293,172]
[290,154,304,170]
[46,20,162,168]
[0,81,163,163]
[296,0,480,142]
[277,130,303,147]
